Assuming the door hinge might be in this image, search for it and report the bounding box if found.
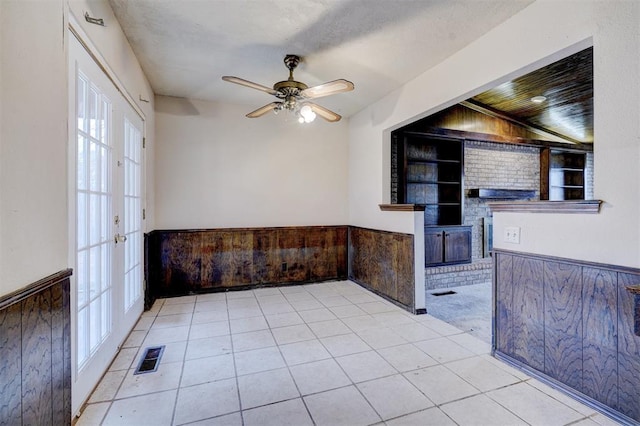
[142,208,146,220]
[143,137,146,148]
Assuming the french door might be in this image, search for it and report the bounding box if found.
[69,32,144,414]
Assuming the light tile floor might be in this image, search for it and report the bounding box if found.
[77,280,620,426]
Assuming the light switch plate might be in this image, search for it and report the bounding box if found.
[504,226,521,244]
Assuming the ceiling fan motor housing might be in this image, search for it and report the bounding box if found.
[273,80,308,93]
[284,54,301,71]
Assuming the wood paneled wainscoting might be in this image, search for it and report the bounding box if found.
[147,226,348,299]
[0,270,72,425]
[494,250,640,424]
[348,226,418,313]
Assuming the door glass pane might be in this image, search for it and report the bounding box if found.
[77,77,87,133]
[77,250,88,306]
[77,192,87,249]
[77,135,87,191]
[89,298,101,351]
[89,193,100,246]
[89,246,100,298]
[89,87,99,139]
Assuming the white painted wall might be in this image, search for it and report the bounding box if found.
[0,0,68,296]
[0,0,154,297]
[349,0,640,268]
[154,96,349,229]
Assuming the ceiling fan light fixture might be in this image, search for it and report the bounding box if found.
[531,95,547,104]
[300,105,316,123]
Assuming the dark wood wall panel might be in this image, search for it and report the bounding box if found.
[54,282,71,425]
[202,231,231,287]
[0,270,72,426]
[511,256,545,371]
[159,232,202,295]
[21,291,53,425]
[348,226,415,312]
[582,267,618,408]
[495,253,513,355]
[0,303,22,424]
[253,230,279,284]
[494,249,640,423]
[278,229,308,282]
[233,231,254,285]
[395,234,415,307]
[617,272,640,420]
[307,227,343,281]
[149,226,348,298]
[543,261,583,390]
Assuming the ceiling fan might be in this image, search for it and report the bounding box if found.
[222,54,354,123]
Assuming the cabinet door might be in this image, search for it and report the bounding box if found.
[443,228,471,263]
[425,230,444,265]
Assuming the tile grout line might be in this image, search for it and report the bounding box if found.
[227,291,247,426]
[169,297,196,426]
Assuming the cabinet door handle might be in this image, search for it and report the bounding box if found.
[445,233,450,237]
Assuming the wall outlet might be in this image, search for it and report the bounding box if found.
[504,226,521,244]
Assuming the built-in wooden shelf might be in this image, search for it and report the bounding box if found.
[468,188,536,199]
[489,200,602,214]
[406,158,461,165]
[379,204,426,212]
[407,180,460,185]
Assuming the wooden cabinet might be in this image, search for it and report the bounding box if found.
[424,228,444,265]
[541,149,586,200]
[396,133,463,226]
[424,225,471,266]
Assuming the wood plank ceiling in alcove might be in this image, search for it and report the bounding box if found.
[470,47,593,144]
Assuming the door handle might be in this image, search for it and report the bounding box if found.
[114,234,127,244]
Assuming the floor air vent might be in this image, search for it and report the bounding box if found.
[431,290,457,296]
[134,345,165,375]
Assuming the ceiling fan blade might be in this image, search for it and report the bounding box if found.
[308,103,342,122]
[301,79,354,99]
[222,76,278,96]
[246,102,280,118]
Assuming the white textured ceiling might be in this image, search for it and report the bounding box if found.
[108,0,534,118]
